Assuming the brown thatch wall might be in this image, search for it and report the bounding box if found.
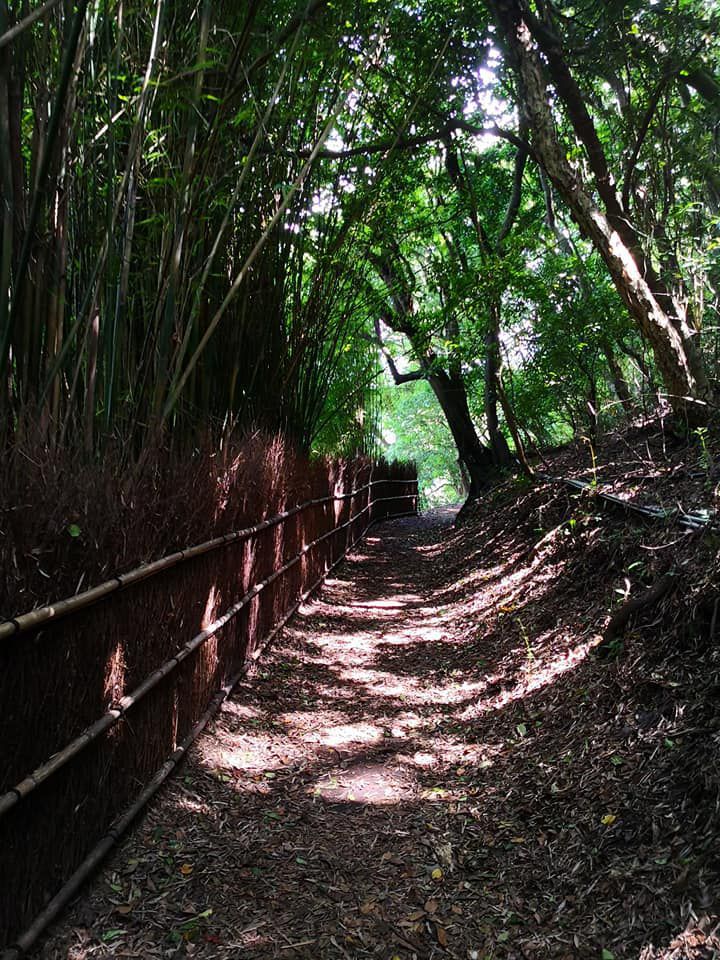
[0,441,416,950]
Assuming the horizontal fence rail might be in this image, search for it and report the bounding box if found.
[0,468,417,955]
[0,478,417,642]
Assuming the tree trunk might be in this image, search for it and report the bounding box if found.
[485,300,514,469]
[426,366,494,498]
[488,0,712,424]
[374,252,496,500]
[495,370,534,477]
[600,337,633,414]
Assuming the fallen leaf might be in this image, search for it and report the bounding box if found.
[600,814,617,826]
[436,924,448,946]
[359,901,375,915]
[425,898,439,914]
[431,867,444,881]
[180,863,193,876]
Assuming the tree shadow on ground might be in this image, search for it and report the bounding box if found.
[39,504,720,960]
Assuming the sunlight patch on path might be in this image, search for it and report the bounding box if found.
[459,634,599,719]
[303,722,384,747]
[311,760,413,804]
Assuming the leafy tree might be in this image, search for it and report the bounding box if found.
[486,0,717,423]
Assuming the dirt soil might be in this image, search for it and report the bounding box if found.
[38,425,720,960]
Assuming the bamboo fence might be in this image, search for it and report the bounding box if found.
[0,466,417,955]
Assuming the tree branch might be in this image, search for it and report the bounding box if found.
[497,120,530,245]
[374,317,424,385]
[622,76,670,210]
[290,118,534,160]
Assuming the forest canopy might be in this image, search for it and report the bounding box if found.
[1,0,718,493]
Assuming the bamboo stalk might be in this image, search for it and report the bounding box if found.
[1,0,89,373]
[0,0,61,51]
[161,28,386,420]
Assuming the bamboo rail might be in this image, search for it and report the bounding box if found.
[0,485,417,819]
[541,474,719,531]
[1,493,402,960]
[0,493,399,816]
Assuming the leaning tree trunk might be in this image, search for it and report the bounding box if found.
[488,0,712,424]
[427,366,495,499]
[495,370,534,477]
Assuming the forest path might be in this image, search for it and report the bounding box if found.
[46,507,518,960]
[39,500,711,960]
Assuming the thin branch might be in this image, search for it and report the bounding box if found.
[0,0,61,50]
[497,120,529,245]
[290,118,533,161]
[621,76,670,210]
[245,0,327,79]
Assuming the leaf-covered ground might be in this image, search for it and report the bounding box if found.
[39,426,720,960]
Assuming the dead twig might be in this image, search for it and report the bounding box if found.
[598,573,675,653]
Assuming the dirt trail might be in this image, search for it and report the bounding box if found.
[40,500,720,960]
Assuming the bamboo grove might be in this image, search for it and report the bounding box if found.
[1,0,719,471]
[0,1,388,456]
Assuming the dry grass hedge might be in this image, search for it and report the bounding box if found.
[0,432,416,948]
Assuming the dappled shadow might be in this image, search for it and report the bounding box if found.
[39,501,720,960]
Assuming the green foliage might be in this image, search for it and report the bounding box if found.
[381,379,465,507]
[2,0,719,468]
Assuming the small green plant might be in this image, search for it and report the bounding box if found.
[515,616,536,662]
[694,426,711,476]
[169,909,213,945]
[581,435,599,488]
[605,637,624,659]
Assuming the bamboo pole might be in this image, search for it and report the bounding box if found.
[0,480,397,641]
[538,474,717,531]
[0,0,62,51]
[1,0,89,373]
